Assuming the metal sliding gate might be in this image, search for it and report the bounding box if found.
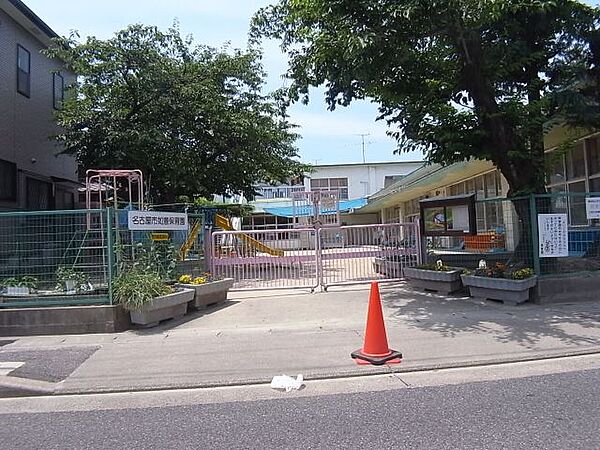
[210,222,421,291]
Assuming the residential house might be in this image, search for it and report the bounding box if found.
[0,0,78,211]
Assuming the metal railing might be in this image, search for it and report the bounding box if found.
[211,228,319,291]
[254,185,305,199]
[319,223,420,289]
[210,222,420,290]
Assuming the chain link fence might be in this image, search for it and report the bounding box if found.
[110,208,206,280]
[0,209,111,307]
[425,193,600,276]
[534,192,600,275]
[426,196,533,269]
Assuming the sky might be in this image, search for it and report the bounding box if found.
[24,0,423,165]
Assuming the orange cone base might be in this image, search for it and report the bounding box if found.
[351,348,402,366]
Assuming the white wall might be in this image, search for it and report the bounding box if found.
[304,162,422,199]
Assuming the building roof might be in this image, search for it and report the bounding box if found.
[359,159,496,213]
[2,0,59,46]
[308,160,423,169]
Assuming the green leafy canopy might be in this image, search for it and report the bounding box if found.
[45,24,307,202]
[251,0,600,196]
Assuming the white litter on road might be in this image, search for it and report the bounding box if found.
[270,374,304,392]
[0,362,25,376]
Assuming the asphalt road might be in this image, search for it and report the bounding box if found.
[2,368,599,450]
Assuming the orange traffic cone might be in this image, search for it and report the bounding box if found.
[351,282,402,365]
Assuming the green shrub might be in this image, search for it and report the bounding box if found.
[119,242,178,281]
[1,276,38,289]
[112,267,172,311]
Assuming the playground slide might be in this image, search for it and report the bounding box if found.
[215,214,284,257]
[179,220,201,260]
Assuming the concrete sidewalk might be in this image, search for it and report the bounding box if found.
[2,282,600,395]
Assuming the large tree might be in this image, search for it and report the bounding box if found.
[252,0,600,197]
[46,25,304,203]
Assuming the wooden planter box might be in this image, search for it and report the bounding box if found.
[404,267,464,294]
[176,278,234,310]
[461,274,538,305]
[129,288,194,327]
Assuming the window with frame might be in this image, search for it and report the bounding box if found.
[587,135,600,191]
[26,177,53,210]
[0,159,18,202]
[17,45,31,97]
[53,72,64,109]
[545,135,600,226]
[310,177,349,199]
[447,171,503,232]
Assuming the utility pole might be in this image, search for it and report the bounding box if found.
[356,133,370,163]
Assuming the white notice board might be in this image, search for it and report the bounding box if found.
[585,197,600,220]
[128,211,188,230]
[538,214,569,258]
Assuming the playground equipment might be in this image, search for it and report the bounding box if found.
[180,219,201,260]
[85,169,144,212]
[180,212,284,262]
[215,214,284,257]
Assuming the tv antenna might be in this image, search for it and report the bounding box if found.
[355,133,370,163]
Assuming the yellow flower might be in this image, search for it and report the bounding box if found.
[192,277,206,285]
[179,274,192,284]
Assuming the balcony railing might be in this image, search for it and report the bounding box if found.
[254,185,305,200]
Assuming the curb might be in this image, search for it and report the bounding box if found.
[0,375,56,398]
[19,347,598,398]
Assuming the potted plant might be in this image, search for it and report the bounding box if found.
[461,261,537,305]
[176,273,234,310]
[55,267,93,294]
[1,276,38,296]
[404,260,464,294]
[112,266,194,327]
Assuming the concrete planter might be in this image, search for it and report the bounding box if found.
[461,274,538,305]
[129,288,194,327]
[404,267,464,294]
[0,304,130,336]
[176,278,234,310]
[5,287,30,296]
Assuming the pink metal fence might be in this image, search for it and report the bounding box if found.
[210,222,420,291]
[318,223,420,290]
[210,228,320,291]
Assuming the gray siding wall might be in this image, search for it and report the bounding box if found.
[0,8,77,210]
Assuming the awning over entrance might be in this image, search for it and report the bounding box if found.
[263,197,368,218]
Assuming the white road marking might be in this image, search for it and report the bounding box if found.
[0,362,25,376]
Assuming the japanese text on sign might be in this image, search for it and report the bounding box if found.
[128,211,188,231]
[538,214,569,258]
[585,197,600,220]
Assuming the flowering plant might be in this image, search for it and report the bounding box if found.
[471,261,535,280]
[178,272,221,285]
